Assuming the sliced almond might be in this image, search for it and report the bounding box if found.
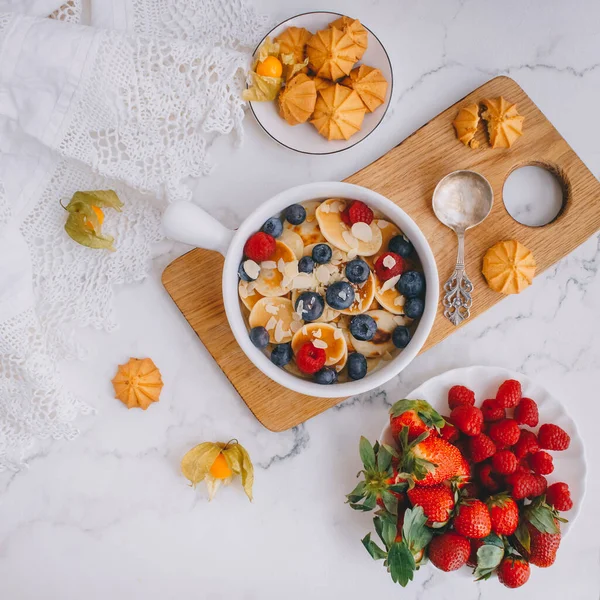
[382,255,396,269]
[243,260,260,280]
[351,222,373,242]
[313,339,328,349]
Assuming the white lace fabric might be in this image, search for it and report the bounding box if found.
[0,0,268,470]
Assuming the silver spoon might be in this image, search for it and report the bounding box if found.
[432,170,494,326]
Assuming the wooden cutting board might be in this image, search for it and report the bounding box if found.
[162,76,600,432]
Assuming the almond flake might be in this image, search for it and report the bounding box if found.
[301,325,308,336]
[351,222,373,242]
[381,275,401,293]
[238,283,249,299]
[265,303,279,315]
[333,328,343,339]
[284,260,299,278]
[316,265,330,284]
[295,300,304,318]
[377,220,389,229]
[313,339,328,349]
[394,295,405,306]
[347,248,358,260]
[383,255,396,269]
[312,328,322,338]
[342,230,359,249]
[319,202,331,213]
[277,258,286,273]
[243,260,260,280]
[330,201,342,213]
[274,320,289,343]
[265,316,277,330]
[292,309,302,321]
[290,320,303,333]
[292,273,315,290]
[262,261,277,269]
[247,281,256,293]
[281,276,292,289]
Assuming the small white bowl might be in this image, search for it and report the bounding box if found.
[162,182,438,398]
[249,11,393,155]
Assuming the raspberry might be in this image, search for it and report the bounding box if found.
[295,342,326,374]
[347,200,374,225]
[469,433,496,463]
[439,418,459,443]
[243,231,276,262]
[546,482,573,511]
[341,207,352,226]
[491,449,517,474]
[513,429,539,460]
[506,473,538,500]
[477,463,501,492]
[448,385,475,410]
[450,405,483,437]
[538,423,570,451]
[530,474,547,497]
[481,399,505,422]
[374,252,404,281]
[515,458,531,474]
[514,397,538,427]
[462,481,481,499]
[529,451,554,475]
[496,379,522,408]
[488,419,520,448]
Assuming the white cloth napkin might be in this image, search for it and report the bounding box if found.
[0,0,267,470]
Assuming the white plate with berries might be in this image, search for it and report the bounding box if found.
[346,365,585,589]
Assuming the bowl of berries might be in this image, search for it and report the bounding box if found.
[162,181,438,397]
[347,366,585,589]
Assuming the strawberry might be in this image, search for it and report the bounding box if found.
[478,463,501,492]
[469,433,496,463]
[243,231,276,262]
[295,342,326,374]
[481,398,505,422]
[538,423,570,451]
[439,418,459,443]
[347,200,373,225]
[491,449,517,474]
[389,399,445,442]
[453,499,492,539]
[487,494,519,535]
[455,455,471,483]
[529,451,554,475]
[374,252,404,281]
[488,418,520,448]
[515,397,539,427]
[407,484,455,525]
[497,555,530,588]
[402,432,466,487]
[448,385,475,410]
[514,519,561,568]
[466,538,484,568]
[513,429,539,460]
[428,532,470,571]
[496,379,522,408]
[450,405,483,436]
[546,482,573,511]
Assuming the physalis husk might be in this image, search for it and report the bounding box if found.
[281,53,309,81]
[63,190,123,251]
[242,37,284,102]
[181,440,254,502]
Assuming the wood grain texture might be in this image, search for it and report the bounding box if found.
[162,76,600,432]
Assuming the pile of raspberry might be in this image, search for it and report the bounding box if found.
[443,380,573,510]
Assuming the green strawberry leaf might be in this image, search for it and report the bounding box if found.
[377,443,393,472]
[374,514,396,549]
[349,502,374,512]
[474,544,504,581]
[526,502,559,534]
[388,482,408,494]
[480,532,504,548]
[387,541,416,586]
[381,491,399,516]
[514,520,531,553]
[402,506,433,554]
[382,443,399,458]
[346,480,366,503]
[362,533,388,561]
[359,436,376,470]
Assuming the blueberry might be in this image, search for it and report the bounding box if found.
[314,366,337,385]
[238,261,257,282]
[347,352,367,380]
[261,217,283,238]
[270,343,292,367]
[345,259,370,284]
[349,314,377,341]
[326,281,355,310]
[312,243,332,264]
[392,326,411,348]
[249,326,269,349]
[284,204,306,225]
[298,256,315,274]
[404,297,425,319]
[295,291,324,322]
[388,235,414,258]
[397,271,425,298]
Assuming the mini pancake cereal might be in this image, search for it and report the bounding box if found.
[238,198,426,384]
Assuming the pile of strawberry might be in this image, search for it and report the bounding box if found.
[346,380,573,589]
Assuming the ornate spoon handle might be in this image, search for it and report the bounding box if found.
[442,232,473,326]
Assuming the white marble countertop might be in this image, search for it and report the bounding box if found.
[1,0,599,598]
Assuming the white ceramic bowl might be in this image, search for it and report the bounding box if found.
[379,366,586,537]
[162,182,438,398]
[249,11,393,155]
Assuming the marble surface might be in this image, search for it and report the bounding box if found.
[1,0,600,598]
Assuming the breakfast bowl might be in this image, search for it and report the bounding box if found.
[248,11,393,155]
[162,182,438,398]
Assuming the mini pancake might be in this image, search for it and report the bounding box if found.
[280,228,304,259]
[292,288,338,323]
[338,271,376,316]
[316,198,382,257]
[249,297,297,344]
[368,220,402,266]
[291,322,347,366]
[239,280,264,311]
[254,240,297,297]
[374,273,406,315]
[349,310,398,358]
[283,200,325,246]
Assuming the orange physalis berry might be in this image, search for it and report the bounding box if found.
[209,453,232,480]
[256,55,283,78]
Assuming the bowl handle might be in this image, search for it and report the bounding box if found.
[162,202,234,257]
